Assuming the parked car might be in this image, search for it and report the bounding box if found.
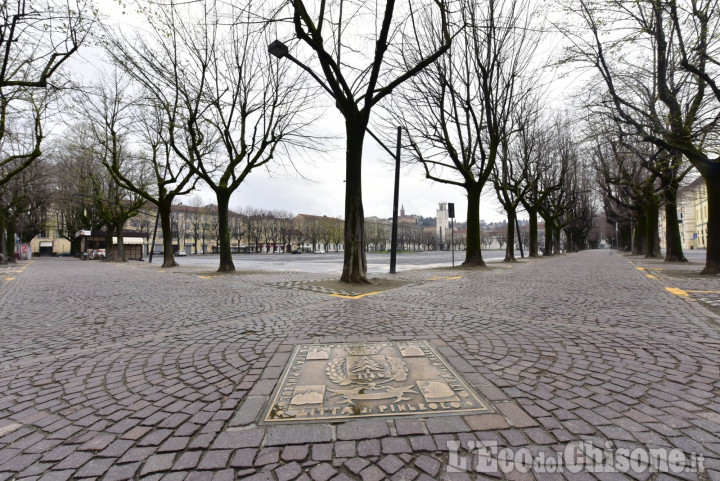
[292,249,302,254]
[177,250,186,256]
[315,249,326,254]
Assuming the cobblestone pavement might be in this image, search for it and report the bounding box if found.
[1,251,719,480]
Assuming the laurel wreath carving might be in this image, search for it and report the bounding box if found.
[326,357,352,385]
[386,356,408,382]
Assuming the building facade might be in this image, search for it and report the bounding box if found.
[436,202,449,248]
[659,176,708,250]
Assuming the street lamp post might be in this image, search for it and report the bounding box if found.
[390,126,402,274]
[268,39,403,274]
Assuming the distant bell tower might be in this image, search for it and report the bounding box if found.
[436,202,449,247]
[400,204,405,217]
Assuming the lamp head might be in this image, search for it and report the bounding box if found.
[268,40,289,59]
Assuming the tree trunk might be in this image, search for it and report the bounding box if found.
[645,201,660,258]
[0,215,7,258]
[105,230,113,261]
[463,185,485,266]
[504,211,517,262]
[544,218,553,256]
[553,225,562,254]
[70,238,81,256]
[116,222,126,261]
[619,224,631,251]
[632,215,646,255]
[565,229,573,253]
[216,190,235,272]
[159,203,178,268]
[341,123,368,283]
[528,208,539,257]
[701,172,720,275]
[662,179,687,262]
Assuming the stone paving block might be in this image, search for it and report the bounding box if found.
[162,471,189,481]
[357,439,381,457]
[74,457,115,477]
[197,450,231,470]
[524,427,556,445]
[394,418,425,436]
[359,465,386,481]
[248,380,277,397]
[390,467,419,480]
[266,425,333,446]
[480,384,510,401]
[37,470,74,481]
[337,420,390,440]
[211,429,264,449]
[229,448,256,468]
[254,447,280,467]
[465,414,511,431]
[211,469,234,481]
[344,457,371,474]
[281,444,309,461]
[496,402,539,428]
[228,397,267,426]
[378,454,404,474]
[409,435,438,452]
[118,446,156,464]
[173,451,202,471]
[382,437,412,454]
[185,472,215,481]
[39,445,75,463]
[334,440,356,458]
[52,452,92,470]
[312,443,333,462]
[275,461,303,481]
[309,462,337,481]
[141,453,176,475]
[426,415,471,434]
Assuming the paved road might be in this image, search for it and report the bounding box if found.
[163,250,518,274]
[0,251,718,480]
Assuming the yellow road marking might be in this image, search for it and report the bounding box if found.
[429,275,463,280]
[646,274,657,279]
[665,287,690,297]
[330,291,382,299]
[6,277,15,281]
[636,267,664,271]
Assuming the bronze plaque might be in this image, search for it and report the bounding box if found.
[262,341,492,423]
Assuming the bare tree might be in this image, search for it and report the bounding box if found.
[0,157,50,257]
[108,84,196,266]
[561,0,720,273]
[286,0,451,282]
[48,134,105,255]
[0,0,94,189]
[389,0,538,267]
[105,0,311,272]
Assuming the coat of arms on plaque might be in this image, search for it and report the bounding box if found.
[325,351,417,404]
[261,340,493,423]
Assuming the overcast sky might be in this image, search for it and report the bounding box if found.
[68,1,573,224]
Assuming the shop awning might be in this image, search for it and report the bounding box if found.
[112,237,145,245]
